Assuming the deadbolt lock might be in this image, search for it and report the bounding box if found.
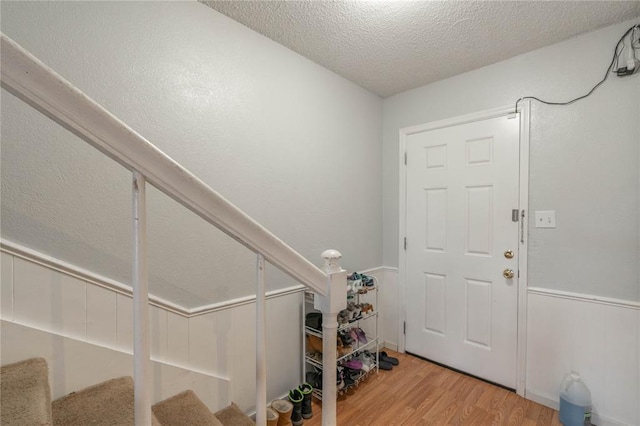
[503,269,515,279]
[504,250,514,259]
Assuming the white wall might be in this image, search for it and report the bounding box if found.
[0,1,383,309]
[383,18,640,301]
[382,19,640,424]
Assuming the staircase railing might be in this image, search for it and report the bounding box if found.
[1,33,346,426]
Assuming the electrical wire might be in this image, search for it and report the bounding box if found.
[633,26,640,49]
[514,24,639,113]
[612,36,627,76]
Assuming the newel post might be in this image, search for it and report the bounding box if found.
[315,250,347,426]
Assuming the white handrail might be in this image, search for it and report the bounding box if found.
[0,32,328,297]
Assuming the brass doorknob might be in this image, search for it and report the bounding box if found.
[504,250,514,259]
[503,269,515,279]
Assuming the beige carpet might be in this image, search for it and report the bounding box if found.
[152,390,223,426]
[2,357,255,426]
[214,402,255,426]
[52,376,161,425]
[1,357,53,426]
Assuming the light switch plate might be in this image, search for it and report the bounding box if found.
[535,211,556,228]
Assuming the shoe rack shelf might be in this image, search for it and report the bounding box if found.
[302,275,379,401]
[304,311,378,339]
[304,335,379,369]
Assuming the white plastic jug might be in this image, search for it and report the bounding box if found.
[559,371,591,426]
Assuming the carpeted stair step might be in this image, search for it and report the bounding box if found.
[152,390,223,425]
[152,390,255,426]
[213,402,255,426]
[1,356,255,426]
[1,357,53,426]
[52,376,161,425]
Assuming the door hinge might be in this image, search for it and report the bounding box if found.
[404,237,407,250]
[512,209,519,222]
[403,321,406,335]
[404,152,407,165]
[518,270,520,278]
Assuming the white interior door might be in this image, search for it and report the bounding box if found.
[404,115,520,388]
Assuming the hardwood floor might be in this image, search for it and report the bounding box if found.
[302,350,560,425]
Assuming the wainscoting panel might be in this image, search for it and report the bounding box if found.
[150,305,169,362]
[167,311,189,365]
[116,293,134,353]
[13,257,87,340]
[0,245,313,411]
[0,247,260,379]
[526,289,639,426]
[188,312,220,375]
[86,284,117,347]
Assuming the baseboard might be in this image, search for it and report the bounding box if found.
[525,390,628,426]
[381,341,398,351]
[525,390,557,411]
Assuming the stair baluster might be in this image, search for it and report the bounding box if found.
[256,254,267,426]
[132,171,152,426]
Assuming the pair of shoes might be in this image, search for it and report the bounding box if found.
[271,399,293,426]
[306,351,322,364]
[337,309,350,324]
[342,367,364,388]
[357,352,375,372]
[305,370,321,390]
[379,351,400,365]
[305,312,322,331]
[344,358,363,370]
[375,351,399,370]
[266,406,279,426]
[288,383,314,425]
[360,303,374,314]
[348,272,375,288]
[337,367,345,391]
[347,272,363,281]
[361,274,375,287]
[346,302,361,321]
[337,337,352,357]
[305,334,323,353]
[349,327,367,344]
[338,330,354,346]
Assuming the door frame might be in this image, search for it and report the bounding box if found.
[397,103,530,396]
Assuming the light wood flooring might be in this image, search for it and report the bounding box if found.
[303,350,560,425]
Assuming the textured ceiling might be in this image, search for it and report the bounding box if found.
[202,1,640,97]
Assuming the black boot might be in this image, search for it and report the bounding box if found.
[288,388,304,426]
[299,383,313,419]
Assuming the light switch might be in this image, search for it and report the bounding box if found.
[535,211,556,228]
